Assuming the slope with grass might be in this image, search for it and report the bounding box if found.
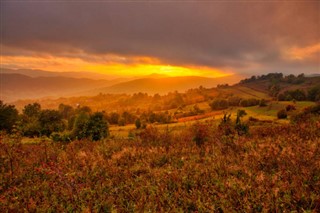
[1,112,319,212]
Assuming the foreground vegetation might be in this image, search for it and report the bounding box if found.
[1,105,319,212]
[1,73,319,211]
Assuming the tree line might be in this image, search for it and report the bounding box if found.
[209,97,266,111]
[0,101,178,141]
[0,101,108,141]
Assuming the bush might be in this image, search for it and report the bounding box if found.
[277,109,287,119]
[192,123,209,147]
[139,125,160,145]
[218,113,234,136]
[228,97,241,106]
[51,132,73,143]
[209,99,229,110]
[286,105,296,112]
[259,99,267,107]
[291,103,320,123]
[307,85,320,101]
[135,118,141,129]
[240,98,259,107]
[278,89,307,101]
[235,110,249,135]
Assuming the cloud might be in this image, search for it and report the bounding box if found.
[1,1,319,75]
[284,43,320,61]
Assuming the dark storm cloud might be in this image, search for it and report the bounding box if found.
[1,1,319,74]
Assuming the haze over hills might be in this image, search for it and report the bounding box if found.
[1,68,173,80]
[1,69,244,102]
[1,68,122,80]
[0,73,115,102]
[86,75,244,95]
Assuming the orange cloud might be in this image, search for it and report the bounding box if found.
[285,43,320,61]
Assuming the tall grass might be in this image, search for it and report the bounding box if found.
[1,118,319,212]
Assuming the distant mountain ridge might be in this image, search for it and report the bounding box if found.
[85,75,243,95]
[1,69,243,102]
[0,73,115,102]
[1,68,121,80]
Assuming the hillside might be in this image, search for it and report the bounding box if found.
[238,73,320,95]
[0,68,121,80]
[0,73,116,102]
[1,70,244,102]
[87,75,243,95]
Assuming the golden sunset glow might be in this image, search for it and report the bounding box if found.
[1,55,232,78]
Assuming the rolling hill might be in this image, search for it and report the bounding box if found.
[1,72,243,102]
[85,75,243,95]
[237,75,320,95]
[0,73,116,102]
[1,68,120,80]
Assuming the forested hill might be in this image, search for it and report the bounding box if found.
[238,73,320,101]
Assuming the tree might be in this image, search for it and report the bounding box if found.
[0,101,19,133]
[58,104,74,120]
[235,110,249,135]
[21,103,42,137]
[108,112,120,125]
[240,99,259,107]
[269,84,280,97]
[218,113,234,136]
[228,96,241,106]
[277,109,287,119]
[209,99,229,110]
[135,118,141,129]
[87,112,109,141]
[259,99,267,107]
[72,112,109,141]
[72,112,90,139]
[23,103,41,118]
[39,109,65,136]
[307,86,320,102]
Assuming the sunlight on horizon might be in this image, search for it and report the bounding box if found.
[1,55,233,78]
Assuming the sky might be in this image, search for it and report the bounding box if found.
[1,1,319,78]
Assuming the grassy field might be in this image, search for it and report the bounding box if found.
[109,101,316,139]
[218,86,271,99]
[1,111,319,212]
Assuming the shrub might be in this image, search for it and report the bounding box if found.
[278,89,307,101]
[51,132,73,143]
[218,113,234,136]
[291,103,320,123]
[192,123,209,147]
[277,109,287,119]
[248,116,259,122]
[135,118,141,129]
[307,85,320,101]
[228,96,241,106]
[240,98,259,107]
[139,125,160,145]
[259,99,267,107]
[286,104,296,112]
[209,99,229,110]
[235,110,249,135]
